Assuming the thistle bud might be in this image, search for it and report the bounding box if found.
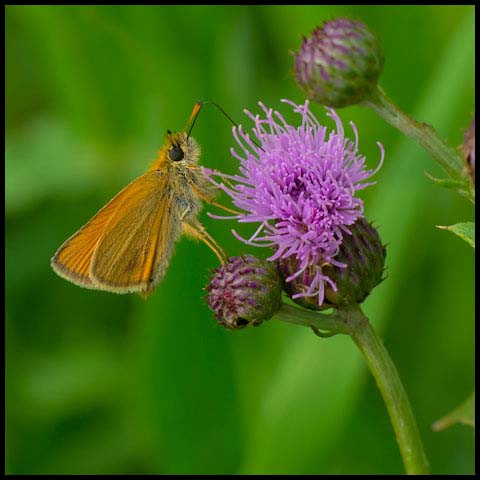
[205,255,282,329]
[294,18,384,108]
[277,217,386,310]
[461,116,475,182]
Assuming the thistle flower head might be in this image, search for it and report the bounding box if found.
[205,255,282,329]
[203,99,384,306]
[294,18,384,107]
[277,217,386,310]
[461,115,475,182]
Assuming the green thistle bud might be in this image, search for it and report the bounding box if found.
[205,255,282,329]
[294,18,384,108]
[277,217,386,311]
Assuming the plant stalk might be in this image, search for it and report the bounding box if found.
[342,305,430,474]
[362,85,473,203]
[273,302,430,474]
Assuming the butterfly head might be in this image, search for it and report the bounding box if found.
[165,130,200,166]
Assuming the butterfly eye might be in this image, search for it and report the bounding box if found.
[168,146,184,162]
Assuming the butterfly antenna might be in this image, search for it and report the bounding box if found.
[200,101,239,129]
[187,100,263,150]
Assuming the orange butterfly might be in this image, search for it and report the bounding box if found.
[51,102,231,297]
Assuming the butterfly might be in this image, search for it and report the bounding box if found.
[51,102,232,297]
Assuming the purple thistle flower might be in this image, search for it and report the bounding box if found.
[203,99,384,305]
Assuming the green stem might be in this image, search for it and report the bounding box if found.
[341,306,430,475]
[362,85,473,202]
[273,302,430,474]
[273,303,347,335]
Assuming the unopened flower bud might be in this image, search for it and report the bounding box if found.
[294,18,384,108]
[461,116,475,182]
[205,255,282,329]
[277,217,386,310]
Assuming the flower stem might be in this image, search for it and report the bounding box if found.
[273,302,347,335]
[340,305,430,475]
[273,302,430,474]
[362,85,473,202]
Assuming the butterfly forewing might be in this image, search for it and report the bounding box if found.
[91,173,180,293]
[52,170,179,294]
[51,182,132,288]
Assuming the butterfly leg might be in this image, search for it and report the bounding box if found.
[190,183,243,215]
[179,205,192,221]
[182,221,226,264]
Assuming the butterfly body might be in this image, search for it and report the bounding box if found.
[51,130,223,297]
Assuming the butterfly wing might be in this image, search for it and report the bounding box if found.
[90,171,180,294]
[52,170,180,294]
[51,181,132,289]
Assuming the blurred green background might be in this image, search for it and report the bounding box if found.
[5,5,475,475]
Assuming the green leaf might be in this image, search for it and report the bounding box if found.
[432,392,475,431]
[424,172,474,203]
[437,222,475,248]
[424,171,466,188]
